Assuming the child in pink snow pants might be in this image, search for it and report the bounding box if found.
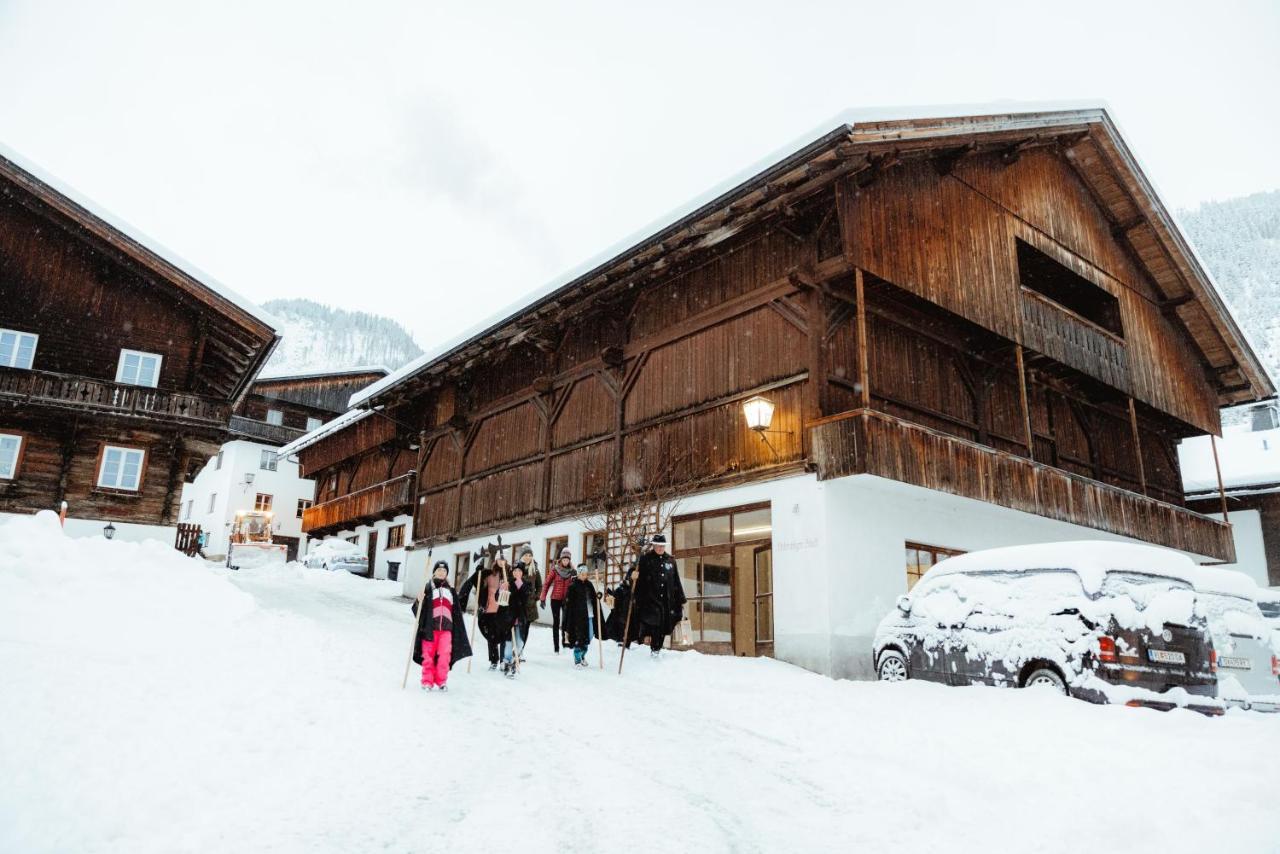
[411,559,475,691]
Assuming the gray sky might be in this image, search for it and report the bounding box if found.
[1,1,1278,347]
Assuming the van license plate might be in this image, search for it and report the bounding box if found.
[1148,649,1186,665]
[1217,656,1251,670]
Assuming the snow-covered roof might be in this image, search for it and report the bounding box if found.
[925,540,1260,598]
[1179,428,1280,494]
[277,408,373,457]
[0,142,280,333]
[351,99,1270,411]
[254,365,391,383]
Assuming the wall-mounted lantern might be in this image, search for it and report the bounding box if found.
[103,522,117,540]
[742,395,791,458]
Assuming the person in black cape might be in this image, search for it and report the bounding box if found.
[410,559,474,690]
[630,533,686,657]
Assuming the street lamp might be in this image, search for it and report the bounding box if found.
[103,522,117,540]
[742,395,791,458]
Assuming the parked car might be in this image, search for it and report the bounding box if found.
[303,539,369,575]
[1193,581,1280,713]
[1256,588,1280,634]
[873,541,1222,714]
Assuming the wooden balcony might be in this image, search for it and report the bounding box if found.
[302,472,414,535]
[0,365,230,428]
[228,415,306,446]
[809,408,1235,562]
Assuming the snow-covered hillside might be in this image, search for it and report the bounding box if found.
[1,512,1277,853]
[1180,190,1280,387]
[260,298,422,378]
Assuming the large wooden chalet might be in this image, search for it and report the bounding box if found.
[283,107,1272,676]
[0,149,278,534]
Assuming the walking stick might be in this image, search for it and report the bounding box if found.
[593,571,605,670]
[617,568,638,676]
[465,547,490,675]
[401,548,432,689]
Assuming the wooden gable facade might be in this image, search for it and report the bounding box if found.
[292,109,1271,562]
[0,150,278,525]
[229,368,387,446]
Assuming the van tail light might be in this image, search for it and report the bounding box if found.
[1210,650,1217,673]
[1098,636,1118,663]
[1272,655,1278,677]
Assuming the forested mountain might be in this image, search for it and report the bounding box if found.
[258,298,422,377]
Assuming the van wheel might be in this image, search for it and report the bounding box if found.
[1023,667,1067,694]
[877,650,909,682]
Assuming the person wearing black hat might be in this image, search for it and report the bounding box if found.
[410,559,474,690]
[630,533,685,657]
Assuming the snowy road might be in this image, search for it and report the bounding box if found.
[1,514,1278,853]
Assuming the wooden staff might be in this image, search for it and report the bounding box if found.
[617,566,638,675]
[401,549,432,689]
[593,569,605,670]
[466,555,487,674]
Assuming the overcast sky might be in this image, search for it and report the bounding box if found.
[1,1,1277,347]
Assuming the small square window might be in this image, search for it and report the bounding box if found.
[265,409,284,426]
[260,449,278,471]
[0,329,38,369]
[386,524,405,549]
[296,498,312,519]
[306,416,322,431]
[98,445,145,491]
[254,493,273,512]
[116,349,162,387]
[0,433,23,479]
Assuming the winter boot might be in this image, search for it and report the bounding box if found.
[437,685,448,693]
[489,661,498,671]
[420,683,432,691]
[650,650,660,659]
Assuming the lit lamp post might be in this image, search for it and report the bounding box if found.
[103,522,117,540]
[742,395,790,458]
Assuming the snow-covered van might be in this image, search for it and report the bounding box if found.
[302,538,369,575]
[872,541,1225,714]
[1195,580,1280,713]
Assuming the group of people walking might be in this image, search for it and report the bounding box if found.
[409,534,687,692]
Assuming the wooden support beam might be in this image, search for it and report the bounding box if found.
[1127,398,1147,497]
[806,287,828,424]
[855,268,871,409]
[1210,433,1230,523]
[1015,346,1034,459]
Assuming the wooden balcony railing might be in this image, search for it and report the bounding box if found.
[809,408,1235,562]
[0,365,230,427]
[302,472,415,534]
[228,415,306,446]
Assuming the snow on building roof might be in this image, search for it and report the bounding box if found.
[1179,428,1280,495]
[350,99,1271,411]
[0,142,280,333]
[924,540,1259,597]
[254,365,391,383]
[277,407,374,458]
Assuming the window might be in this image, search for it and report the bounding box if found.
[0,329,37,369]
[296,499,312,519]
[545,536,568,571]
[208,493,217,513]
[266,409,284,426]
[215,450,223,470]
[583,530,607,573]
[97,445,145,491]
[905,542,965,591]
[672,503,773,648]
[306,416,322,431]
[1017,240,1123,337]
[454,552,471,592]
[254,493,273,512]
[184,500,193,520]
[115,349,162,387]
[259,449,278,471]
[0,433,23,479]
[386,524,405,550]
[345,535,358,545]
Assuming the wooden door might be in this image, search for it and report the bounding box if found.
[366,532,378,577]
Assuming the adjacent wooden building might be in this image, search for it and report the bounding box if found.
[283,107,1273,675]
[0,148,278,532]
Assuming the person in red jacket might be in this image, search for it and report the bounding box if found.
[540,547,574,652]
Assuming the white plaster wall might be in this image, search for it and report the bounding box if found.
[179,440,315,558]
[1195,509,1268,588]
[0,512,174,545]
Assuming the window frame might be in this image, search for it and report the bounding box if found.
[454,551,472,591]
[259,449,278,471]
[386,524,405,550]
[208,493,217,513]
[582,530,607,573]
[0,328,38,370]
[296,498,312,519]
[115,349,163,388]
[254,493,273,512]
[265,409,284,426]
[95,443,147,492]
[544,536,568,572]
[905,541,965,591]
[0,431,26,480]
[306,416,323,431]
